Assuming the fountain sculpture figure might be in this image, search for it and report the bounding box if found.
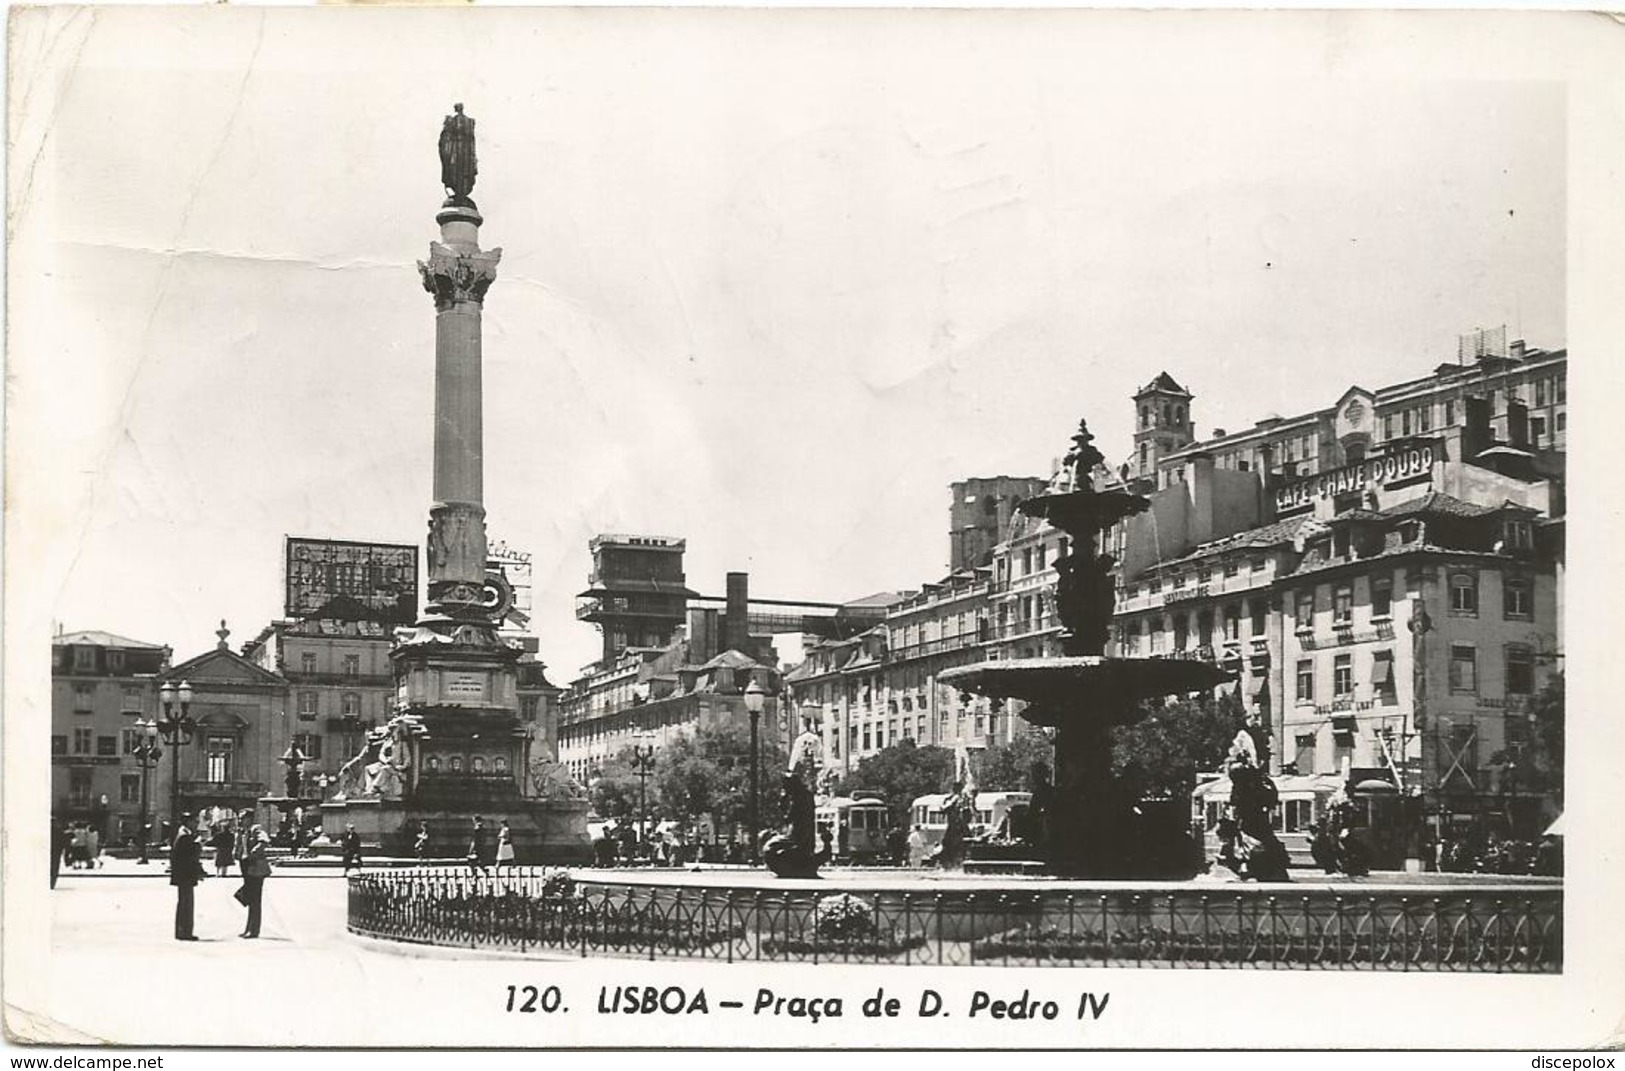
[940,417,1236,878]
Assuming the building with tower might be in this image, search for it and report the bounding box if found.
[1129,372,1196,486]
[574,534,696,663]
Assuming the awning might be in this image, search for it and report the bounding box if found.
[1353,778,1399,794]
[1371,655,1393,686]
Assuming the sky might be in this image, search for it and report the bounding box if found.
[9,7,1571,681]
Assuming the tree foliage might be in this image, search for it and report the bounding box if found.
[587,750,647,821]
[831,739,956,832]
[973,728,1055,792]
[651,722,786,835]
[1528,671,1564,798]
[1111,691,1247,799]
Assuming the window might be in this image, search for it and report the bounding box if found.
[120,773,141,804]
[1419,406,1432,433]
[1450,572,1478,615]
[520,696,539,720]
[1296,591,1315,631]
[1294,733,1316,773]
[1383,414,1395,439]
[1372,651,1396,704]
[1557,377,1566,404]
[1535,379,1547,407]
[1223,605,1241,641]
[204,735,233,783]
[1400,521,1421,544]
[1149,620,1165,654]
[1022,549,1033,575]
[1296,660,1314,702]
[73,727,93,754]
[1223,560,1238,577]
[1123,621,1141,656]
[293,732,323,760]
[1251,557,1267,573]
[121,686,143,714]
[1173,573,1186,590]
[1402,410,1412,436]
[1333,654,1353,696]
[1506,645,1535,695]
[862,727,872,752]
[1531,416,1546,444]
[1504,520,1534,550]
[300,652,317,674]
[341,692,361,717]
[52,735,66,756]
[1148,579,1162,594]
[495,756,509,774]
[73,647,96,672]
[1371,575,1393,618]
[1333,583,1354,624]
[1504,576,1532,618]
[344,654,360,677]
[1445,399,1457,426]
[69,768,93,806]
[1250,600,1266,636]
[96,735,117,757]
[472,756,487,773]
[1173,616,1189,651]
[107,650,125,672]
[1449,645,1478,694]
[73,683,95,713]
[299,691,319,720]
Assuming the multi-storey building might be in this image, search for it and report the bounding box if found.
[242,618,395,795]
[574,534,695,663]
[949,476,1049,572]
[51,630,171,844]
[782,333,1566,840]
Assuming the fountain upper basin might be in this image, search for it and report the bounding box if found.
[939,657,1236,726]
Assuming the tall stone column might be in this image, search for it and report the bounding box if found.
[418,202,501,618]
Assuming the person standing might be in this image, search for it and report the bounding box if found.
[86,826,102,869]
[212,822,236,877]
[170,813,204,941]
[341,824,363,874]
[238,824,272,938]
[906,824,929,868]
[414,821,430,863]
[467,815,489,874]
[495,821,515,867]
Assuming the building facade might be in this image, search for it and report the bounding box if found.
[50,630,171,844]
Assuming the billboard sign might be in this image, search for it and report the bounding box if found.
[284,537,418,625]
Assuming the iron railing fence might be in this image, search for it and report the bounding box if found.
[347,869,1561,971]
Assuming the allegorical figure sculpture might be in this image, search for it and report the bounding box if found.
[763,724,832,878]
[439,103,478,206]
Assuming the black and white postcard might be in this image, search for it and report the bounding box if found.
[5,5,1623,1052]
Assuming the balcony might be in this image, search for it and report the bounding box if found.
[283,671,393,687]
[177,780,266,798]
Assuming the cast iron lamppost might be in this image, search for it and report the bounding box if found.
[743,678,766,864]
[131,718,163,865]
[630,734,657,862]
[157,680,196,841]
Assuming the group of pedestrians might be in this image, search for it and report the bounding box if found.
[169,811,273,941]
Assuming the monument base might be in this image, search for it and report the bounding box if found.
[321,796,591,865]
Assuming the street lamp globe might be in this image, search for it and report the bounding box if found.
[177,680,195,706]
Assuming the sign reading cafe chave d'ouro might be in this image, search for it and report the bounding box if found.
[1274,442,1437,513]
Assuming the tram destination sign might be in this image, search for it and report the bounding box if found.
[1274,442,1437,514]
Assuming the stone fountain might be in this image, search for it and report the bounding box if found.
[939,418,1235,879]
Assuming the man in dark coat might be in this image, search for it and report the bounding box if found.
[170,813,204,940]
[341,824,363,874]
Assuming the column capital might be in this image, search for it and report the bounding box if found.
[418,241,502,311]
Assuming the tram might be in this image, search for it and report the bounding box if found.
[909,791,1033,847]
[815,795,893,863]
